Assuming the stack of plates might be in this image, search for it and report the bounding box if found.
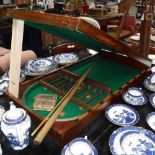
[105,104,140,126]
[54,53,79,65]
[0,69,26,95]
[143,77,155,92]
[122,87,147,106]
[109,126,155,155]
[24,58,58,76]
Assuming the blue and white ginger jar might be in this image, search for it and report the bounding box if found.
[1,102,31,150]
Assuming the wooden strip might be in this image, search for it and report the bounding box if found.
[39,80,92,111]
[33,62,96,145]
[8,19,24,97]
[77,20,151,67]
[6,9,79,30]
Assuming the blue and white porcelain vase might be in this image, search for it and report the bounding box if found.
[1,102,31,150]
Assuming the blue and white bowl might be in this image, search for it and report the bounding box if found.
[25,58,54,73]
[61,137,98,155]
[109,126,155,155]
[149,93,155,109]
[146,112,155,131]
[54,53,79,65]
[148,72,155,84]
[143,78,155,92]
[119,127,155,155]
[24,58,58,76]
[105,104,140,126]
[0,69,26,95]
[127,87,143,97]
[122,87,147,106]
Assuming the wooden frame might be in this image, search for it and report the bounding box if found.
[4,51,150,145]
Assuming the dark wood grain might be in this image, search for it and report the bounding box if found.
[6,9,151,67]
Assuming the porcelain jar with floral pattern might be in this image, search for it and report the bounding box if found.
[1,102,31,150]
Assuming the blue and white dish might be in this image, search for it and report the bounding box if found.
[0,69,26,95]
[54,53,79,65]
[127,87,143,97]
[0,80,9,95]
[122,87,147,106]
[146,112,155,131]
[0,105,5,122]
[25,58,54,73]
[109,126,155,155]
[149,72,155,84]
[61,137,98,155]
[47,56,54,61]
[24,59,58,76]
[109,126,142,155]
[143,78,155,92]
[32,58,53,70]
[151,66,155,72]
[105,104,140,126]
[6,69,26,83]
[120,128,155,155]
[149,93,155,109]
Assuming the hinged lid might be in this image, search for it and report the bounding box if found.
[2,102,26,125]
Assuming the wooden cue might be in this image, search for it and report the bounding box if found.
[33,62,97,145]
[31,77,80,137]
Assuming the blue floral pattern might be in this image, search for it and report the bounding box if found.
[105,104,140,126]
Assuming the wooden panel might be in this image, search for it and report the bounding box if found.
[6,9,80,30]
[8,19,24,97]
[5,9,151,67]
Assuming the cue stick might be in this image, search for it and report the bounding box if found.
[33,61,97,145]
[31,76,80,137]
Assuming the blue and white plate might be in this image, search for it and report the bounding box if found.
[105,104,140,126]
[127,87,143,97]
[61,137,98,155]
[149,93,155,109]
[109,126,155,155]
[109,126,142,155]
[6,69,26,83]
[122,91,147,106]
[149,72,155,84]
[54,53,79,65]
[143,78,155,92]
[24,59,58,76]
[0,69,26,96]
[32,58,53,69]
[146,112,155,131]
[120,128,155,155]
[25,58,54,73]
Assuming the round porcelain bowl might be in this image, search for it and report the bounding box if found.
[127,87,143,97]
[61,137,98,155]
[146,112,155,131]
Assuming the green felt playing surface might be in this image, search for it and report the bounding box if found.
[67,58,140,92]
[22,57,140,120]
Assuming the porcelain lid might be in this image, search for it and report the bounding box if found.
[2,102,26,125]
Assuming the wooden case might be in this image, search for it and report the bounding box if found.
[3,9,151,145]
